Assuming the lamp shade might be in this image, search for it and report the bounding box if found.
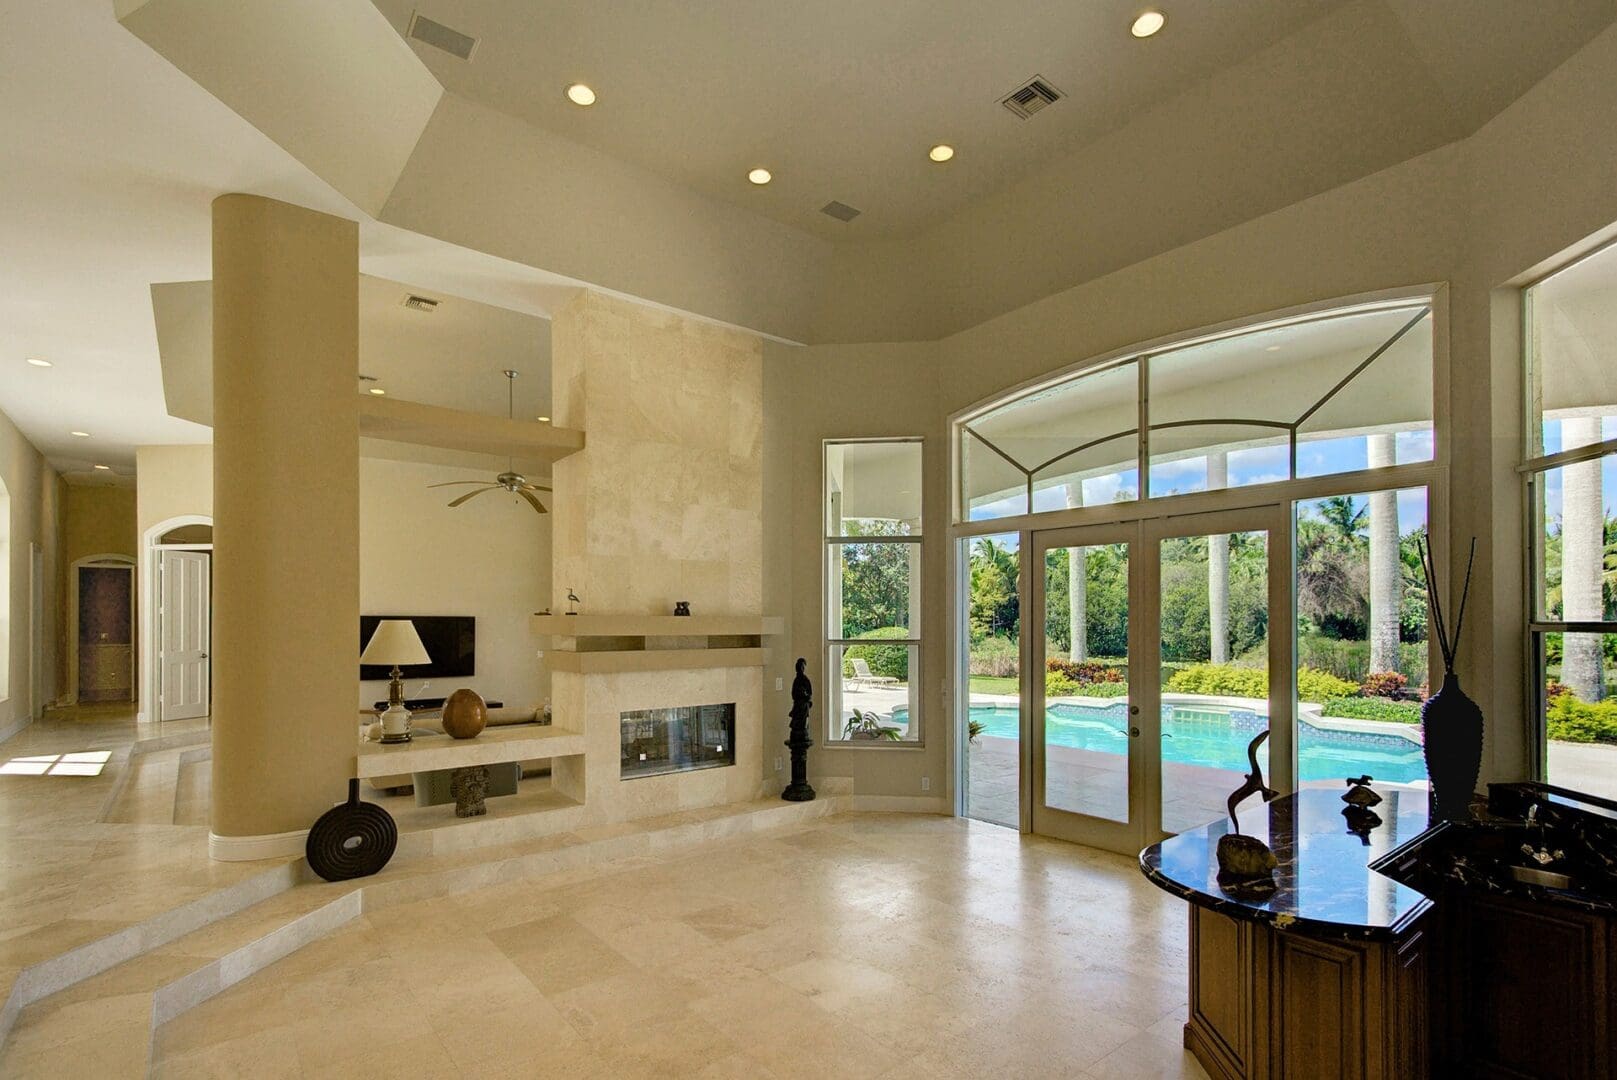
[360,619,431,666]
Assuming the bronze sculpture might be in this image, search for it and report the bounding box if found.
[782,658,815,801]
[1215,730,1280,893]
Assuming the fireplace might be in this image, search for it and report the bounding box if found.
[620,703,736,779]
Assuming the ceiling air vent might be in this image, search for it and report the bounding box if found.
[407,12,478,60]
[821,201,862,223]
[401,294,440,313]
[1000,76,1063,119]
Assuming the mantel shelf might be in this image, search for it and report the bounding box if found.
[358,394,584,463]
[531,615,784,637]
[355,724,584,779]
[547,648,770,674]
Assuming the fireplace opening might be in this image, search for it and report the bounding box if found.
[620,703,736,779]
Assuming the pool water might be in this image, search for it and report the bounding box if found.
[951,702,1428,784]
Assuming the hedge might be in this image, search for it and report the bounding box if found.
[842,626,910,681]
[1166,663,1359,704]
[1320,697,1422,724]
[1546,693,1617,744]
[969,634,1018,678]
[1046,673,1130,698]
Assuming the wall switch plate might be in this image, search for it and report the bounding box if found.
[774,677,783,691]
[774,756,782,772]
[921,776,931,792]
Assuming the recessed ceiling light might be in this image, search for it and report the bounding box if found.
[536,415,551,423]
[70,430,90,437]
[26,357,51,368]
[368,387,387,396]
[1131,10,1166,37]
[929,144,955,163]
[93,464,110,471]
[748,168,772,186]
[566,83,596,107]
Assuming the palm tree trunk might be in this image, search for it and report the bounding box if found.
[1561,417,1605,701]
[1065,483,1087,661]
[1207,453,1229,663]
[1367,434,1400,675]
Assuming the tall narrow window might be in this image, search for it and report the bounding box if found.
[1525,242,1617,801]
[826,439,923,744]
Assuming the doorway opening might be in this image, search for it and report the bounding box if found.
[140,516,213,724]
[69,555,136,705]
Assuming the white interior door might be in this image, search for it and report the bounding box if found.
[161,550,211,721]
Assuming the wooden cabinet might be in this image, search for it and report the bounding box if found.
[1437,890,1614,1079]
[1186,907,1429,1080]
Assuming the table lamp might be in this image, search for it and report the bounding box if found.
[361,619,431,743]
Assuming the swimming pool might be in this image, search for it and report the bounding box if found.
[935,701,1427,784]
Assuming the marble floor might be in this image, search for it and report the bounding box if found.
[147,813,1207,1079]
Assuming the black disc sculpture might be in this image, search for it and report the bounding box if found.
[306,778,398,882]
[782,657,815,802]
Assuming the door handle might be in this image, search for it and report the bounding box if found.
[200,652,209,659]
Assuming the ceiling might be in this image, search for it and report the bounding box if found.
[371,0,1617,241]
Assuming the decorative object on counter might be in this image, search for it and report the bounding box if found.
[1417,536,1482,823]
[566,587,580,615]
[673,600,691,616]
[360,619,431,744]
[1215,731,1280,896]
[1340,775,1384,842]
[536,700,553,725]
[428,370,550,514]
[450,764,491,817]
[306,779,397,881]
[1342,775,1383,807]
[441,688,488,739]
[782,657,815,802]
[843,708,902,741]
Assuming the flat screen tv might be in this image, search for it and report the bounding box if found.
[360,615,475,680]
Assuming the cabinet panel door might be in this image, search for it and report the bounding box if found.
[1270,935,1363,1079]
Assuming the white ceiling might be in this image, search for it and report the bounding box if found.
[371,0,1616,241]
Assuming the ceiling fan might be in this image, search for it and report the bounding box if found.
[428,369,551,515]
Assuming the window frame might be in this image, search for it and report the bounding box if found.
[823,437,926,749]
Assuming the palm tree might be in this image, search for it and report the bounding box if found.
[1317,495,1368,542]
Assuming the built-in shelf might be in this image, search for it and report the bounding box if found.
[546,647,770,674]
[355,724,585,778]
[531,614,783,637]
[358,394,584,463]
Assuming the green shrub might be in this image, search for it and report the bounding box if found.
[1360,671,1409,698]
[968,634,1019,678]
[1074,681,1130,698]
[842,627,910,681]
[1546,693,1617,744]
[1296,635,1428,687]
[1320,697,1422,724]
[1045,673,1079,697]
[1046,658,1125,683]
[1167,663,1358,704]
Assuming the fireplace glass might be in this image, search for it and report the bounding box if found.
[620,703,736,779]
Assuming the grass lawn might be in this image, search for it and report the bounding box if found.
[969,676,1020,696]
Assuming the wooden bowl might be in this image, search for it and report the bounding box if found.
[441,688,488,740]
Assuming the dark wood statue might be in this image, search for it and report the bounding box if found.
[782,657,815,802]
[1215,730,1280,894]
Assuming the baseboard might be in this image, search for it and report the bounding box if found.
[208,828,307,862]
[851,794,950,814]
[0,715,33,746]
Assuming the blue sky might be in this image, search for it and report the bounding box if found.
[1539,418,1617,525]
[970,429,1437,525]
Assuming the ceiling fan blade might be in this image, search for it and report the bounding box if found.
[428,480,498,489]
[519,482,553,493]
[517,488,548,515]
[447,488,492,507]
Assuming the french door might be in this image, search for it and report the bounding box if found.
[1027,505,1292,854]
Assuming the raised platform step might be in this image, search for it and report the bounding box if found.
[0,789,860,1075]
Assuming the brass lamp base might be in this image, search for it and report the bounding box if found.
[378,667,413,743]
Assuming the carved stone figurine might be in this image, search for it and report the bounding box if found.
[1215,730,1281,894]
[782,658,816,802]
[450,765,490,818]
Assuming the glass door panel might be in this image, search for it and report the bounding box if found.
[1157,529,1271,834]
[963,533,1021,828]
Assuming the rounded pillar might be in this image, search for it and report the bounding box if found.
[210,194,359,857]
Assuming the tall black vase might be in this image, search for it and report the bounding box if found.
[1421,671,1484,822]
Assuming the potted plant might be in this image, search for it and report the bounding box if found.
[844,708,902,741]
[968,718,986,744]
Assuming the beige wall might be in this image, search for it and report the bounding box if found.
[135,444,213,541]
[358,456,550,713]
[0,404,59,733]
[57,480,137,701]
[550,290,768,823]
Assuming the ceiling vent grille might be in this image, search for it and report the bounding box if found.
[821,201,862,223]
[1000,76,1063,119]
[401,294,440,313]
[407,12,478,60]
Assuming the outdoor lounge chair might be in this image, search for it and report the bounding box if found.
[849,658,899,687]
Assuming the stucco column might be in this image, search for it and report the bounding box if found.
[1367,434,1401,676]
[1206,452,1229,664]
[210,195,359,857]
[1065,482,1087,661]
[1561,416,1605,701]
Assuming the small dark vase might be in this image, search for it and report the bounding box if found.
[1421,671,1484,822]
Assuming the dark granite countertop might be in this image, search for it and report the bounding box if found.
[1139,786,1434,941]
